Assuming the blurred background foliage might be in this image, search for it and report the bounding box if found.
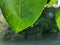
[0,0,59,41]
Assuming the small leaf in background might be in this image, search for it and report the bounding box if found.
[48,0,58,7]
[56,8,60,31]
[0,0,47,33]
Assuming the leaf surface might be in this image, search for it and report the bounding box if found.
[0,0,47,32]
[56,8,60,31]
[48,0,58,7]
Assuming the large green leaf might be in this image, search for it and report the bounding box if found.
[48,0,58,7]
[56,8,60,31]
[0,0,47,33]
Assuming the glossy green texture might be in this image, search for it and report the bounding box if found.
[56,8,60,31]
[48,0,58,7]
[0,0,47,33]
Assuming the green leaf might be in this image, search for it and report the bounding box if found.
[0,0,47,33]
[48,0,58,7]
[56,8,60,31]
